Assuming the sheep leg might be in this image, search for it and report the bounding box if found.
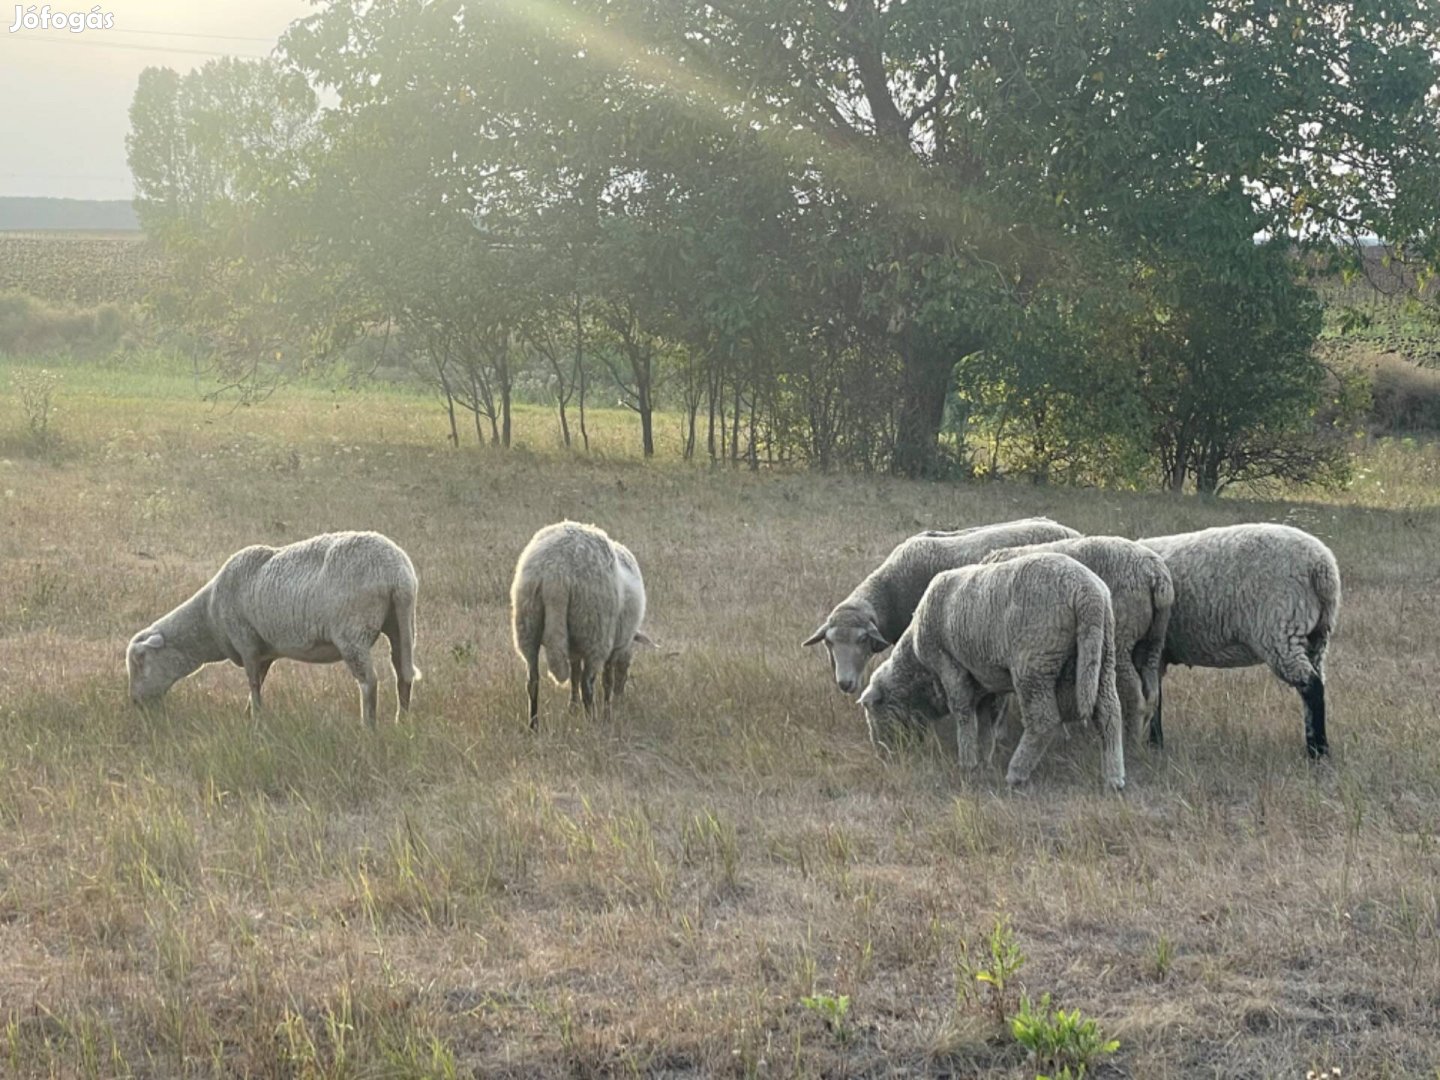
[984,694,1021,766]
[343,647,379,728]
[1265,635,1327,757]
[976,696,1000,766]
[610,655,632,701]
[385,617,412,715]
[243,657,272,717]
[1148,662,1167,749]
[1300,675,1328,758]
[1307,627,1330,683]
[949,699,985,770]
[1303,627,1330,756]
[1095,653,1127,792]
[1005,676,1064,788]
[526,654,541,731]
[1115,659,1148,749]
[568,652,584,711]
[1134,647,1163,726]
[601,662,615,723]
[933,660,983,769]
[578,659,597,721]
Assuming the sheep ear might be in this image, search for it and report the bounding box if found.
[865,625,890,653]
[859,683,880,708]
[802,624,829,647]
[633,630,657,648]
[135,632,164,652]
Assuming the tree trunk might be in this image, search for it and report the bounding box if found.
[1194,442,1222,495]
[1166,443,1190,492]
[443,388,459,447]
[547,336,571,447]
[681,351,700,460]
[623,343,654,458]
[496,337,513,449]
[578,366,590,452]
[747,383,759,471]
[730,380,742,466]
[639,378,654,458]
[709,363,721,464]
[1166,466,1185,492]
[500,370,512,449]
[437,362,460,447]
[684,395,697,460]
[574,298,589,452]
[891,338,956,478]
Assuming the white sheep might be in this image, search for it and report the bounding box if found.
[1138,523,1341,757]
[982,536,1174,746]
[511,521,652,728]
[803,517,1080,695]
[860,552,1126,790]
[126,531,421,727]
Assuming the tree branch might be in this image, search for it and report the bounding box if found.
[905,85,948,130]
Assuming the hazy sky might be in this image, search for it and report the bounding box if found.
[0,0,313,199]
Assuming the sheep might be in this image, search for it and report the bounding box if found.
[511,520,653,729]
[126,531,421,727]
[1138,523,1341,757]
[859,552,1126,790]
[803,517,1080,695]
[981,536,1174,747]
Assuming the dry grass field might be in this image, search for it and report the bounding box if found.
[2,360,1440,1078]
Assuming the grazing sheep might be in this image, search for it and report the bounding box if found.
[859,552,1125,790]
[803,517,1080,695]
[982,536,1174,746]
[511,521,652,729]
[1139,523,1340,757]
[126,531,421,727]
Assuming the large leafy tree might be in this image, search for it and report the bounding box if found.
[131,0,1440,484]
[559,0,1440,474]
[128,59,318,231]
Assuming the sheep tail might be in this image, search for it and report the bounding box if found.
[1136,570,1175,703]
[1074,590,1110,724]
[1311,552,1341,639]
[539,578,572,684]
[393,585,422,683]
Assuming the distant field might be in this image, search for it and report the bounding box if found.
[2,357,1439,1076]
[0,231,169,306]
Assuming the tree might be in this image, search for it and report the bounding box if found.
[132,0,1440,487]
[127,57,360,394]
[1138,247,1345,494]
[129,59,318,232]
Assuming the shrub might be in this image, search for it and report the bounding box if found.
[0,291,131,357]
[1366,353,1440,435]
[11,367,60,452]
[1011,993,1120,1076]
[799,992,852,1044]
[956,916,1028,1027]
